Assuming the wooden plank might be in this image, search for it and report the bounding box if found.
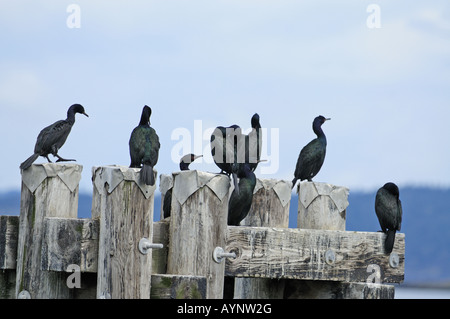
[151,274,207,299]
[152,219,169,274]
[225,226,404,283]
[284,280,395,299]
[0,216,19,270]
[41,217,99,273]
[0,270,16,299]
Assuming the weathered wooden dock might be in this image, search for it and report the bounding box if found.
[0,163,404,299]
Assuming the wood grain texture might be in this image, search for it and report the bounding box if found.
[167,172,229,299]
[151,274,207,299]
[297,182,348,231]
[225,226,404,283]
[95,176,155,299]
[16,164,81,299]
[0,216,19,270]
[234,179,290,299]
[284,280,395,299]
[42,217,99,273]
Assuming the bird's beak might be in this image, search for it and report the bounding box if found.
[325,118,331,121]
[83,112,89,117]
[194,155,203,160]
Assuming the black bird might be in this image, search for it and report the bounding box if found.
[210,124,242,194]
[292,115,330,188]
[375,182,403,254]
[210,124,241,175]
[227,163,257,226]
[179,153,203,171]
[20,104,89,170]
[129,105,160,186]
[163,153,202,219]
[243,113,262,172]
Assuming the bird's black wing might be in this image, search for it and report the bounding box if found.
[295,139,326,181]
[35,120,72,154]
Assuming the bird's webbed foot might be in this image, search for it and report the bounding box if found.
[55,155,76,163]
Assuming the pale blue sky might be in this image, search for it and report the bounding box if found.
[1,1,449,194]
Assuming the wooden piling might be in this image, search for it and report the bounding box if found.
[167,170,230,299]
[292,181,396,299]
[16,163,82,299]
[233,178,291,299]
[92,165,156,299]
[297,181,349,230]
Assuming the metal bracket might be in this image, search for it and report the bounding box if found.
[139,238,163,255]
[212,247,236,264]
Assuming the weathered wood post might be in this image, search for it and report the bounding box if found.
[290,181,395,298]
[297,181,349,230]
[1,215,19,299]
[233,178,292,299]
[16,163,82,299]
[167,170,230,299]
[290,181,350,298]
[92,165,157,299]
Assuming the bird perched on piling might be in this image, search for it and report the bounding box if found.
[129,105,160,186]
[292,115,330,189]
[20,103,89,170]
[375,182,403,254]
[210,124,241,176]
[210,124,242,194]
[163,153,202,218]
[227,163,257,226]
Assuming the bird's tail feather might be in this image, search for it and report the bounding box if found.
[385,230,396,254]
[20,153,39,170]
[140,164,155,186]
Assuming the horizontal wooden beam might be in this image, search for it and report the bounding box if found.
[41,217,99,273]
[2,217,404,284]
[225,226,404,283]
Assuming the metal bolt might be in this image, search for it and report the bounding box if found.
[325,249,335,265]
[389,252,399,268]
[98,292,111,299]
[139,238,163,255]
[17,290,31,299]
[212,247,236,264]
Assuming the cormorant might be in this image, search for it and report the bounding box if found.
[210,124,241,176]
[292,115,330,188]
[163,153,202,219]
[179,153,203,171]
[20,103,89,170]
[210,124,242,194]
[243,113,262,172]
[375,182,403,254]
[227,163,257,226]
[129,105,160,186]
